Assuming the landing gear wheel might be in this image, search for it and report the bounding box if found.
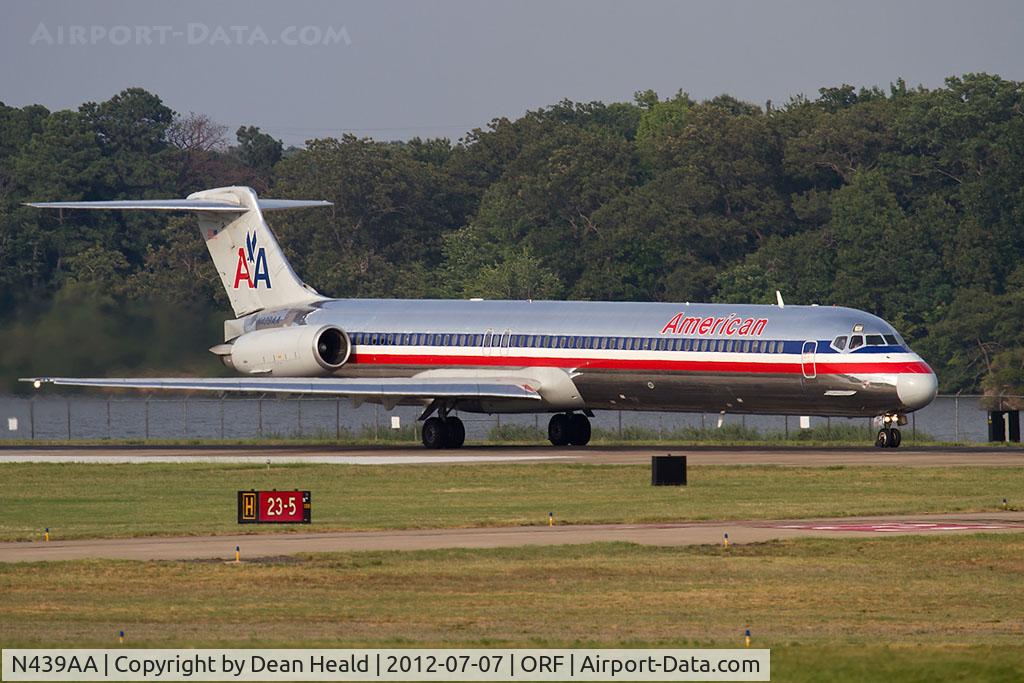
[570,413,591,446]
[548,414,572,446]
[422,417,449,449]
[889,428,902,448]
[445,417,465,449]
[875,429,889,449]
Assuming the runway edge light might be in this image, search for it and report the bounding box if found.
[745,627,751,648]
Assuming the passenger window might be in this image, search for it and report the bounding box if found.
[742,340,750,353]
[866,334,885,346]
[833,336,847,351]
[849,335,864,350]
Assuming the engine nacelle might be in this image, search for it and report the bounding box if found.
[223,325,351,376]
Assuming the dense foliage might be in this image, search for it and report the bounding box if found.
[1,75,1022,394]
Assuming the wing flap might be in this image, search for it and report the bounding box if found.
[21,376,540,401]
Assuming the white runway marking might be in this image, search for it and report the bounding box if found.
[0,454,576,465]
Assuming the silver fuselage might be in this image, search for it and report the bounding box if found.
[240,298,938,418]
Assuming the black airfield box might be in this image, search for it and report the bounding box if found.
[652,455,687,486]
[988,411,1021,442]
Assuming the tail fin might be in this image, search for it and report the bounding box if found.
[28,186,331,317]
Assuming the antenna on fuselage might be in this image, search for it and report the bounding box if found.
[776,290,785,309]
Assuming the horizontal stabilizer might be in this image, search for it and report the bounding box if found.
[22,376,542,402]
[27,186,331,317]
[25,198,331,213]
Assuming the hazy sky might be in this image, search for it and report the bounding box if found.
[2,0,1023,145]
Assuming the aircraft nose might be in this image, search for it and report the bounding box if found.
[897,370,938,410]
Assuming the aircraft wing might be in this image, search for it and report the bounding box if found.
[20,376,540,402]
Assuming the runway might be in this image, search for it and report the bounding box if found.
[1,445,1022,466]
[2,512,1022,563]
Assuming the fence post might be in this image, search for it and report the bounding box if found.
[106,399,111,440]
[297,399,303,437]
[336,399,340,439]
[954,394,960,443]
[29,397,35,440]
[66,399,71,440]
[145,398,150,439]
[183,399,188,437]
[618,410,622,437]
[257,399,263,438]
[784,415,789,440]
[912,412,916,443]
[220,398,225,439]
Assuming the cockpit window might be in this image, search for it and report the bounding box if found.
[884,334,899,346]
[848,335,864,350]
[832,336,847,351]
[866,334,885,346]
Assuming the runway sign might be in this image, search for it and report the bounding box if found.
[237,490,311,524]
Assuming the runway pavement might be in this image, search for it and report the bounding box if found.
[2,512,1022,563]
[1,445,1022,466]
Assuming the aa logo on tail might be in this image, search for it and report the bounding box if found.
[233,231,271,289]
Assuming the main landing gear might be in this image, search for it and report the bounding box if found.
[548,412,591,447]
[421,415,466,449]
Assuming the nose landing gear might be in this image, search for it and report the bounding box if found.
[875,427,902,448]
[548,413,592,446]
[875,413,906,448]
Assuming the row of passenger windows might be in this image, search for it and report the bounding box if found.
[349,331,791,354]
[831,334,900,351]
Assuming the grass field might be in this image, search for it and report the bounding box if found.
[1,463,1022,541]
[1,537,1022,681]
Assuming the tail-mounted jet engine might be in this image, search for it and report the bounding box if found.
[215,325,351,376]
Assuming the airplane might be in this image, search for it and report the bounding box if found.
[23,185,938,449]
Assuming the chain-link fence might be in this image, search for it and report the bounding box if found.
[0,394,1008,443]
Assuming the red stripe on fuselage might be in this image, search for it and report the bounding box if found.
[348,352,932,375]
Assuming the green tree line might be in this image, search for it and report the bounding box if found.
[1,75,1022,396]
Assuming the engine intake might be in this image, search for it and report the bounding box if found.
[222,325,351,376]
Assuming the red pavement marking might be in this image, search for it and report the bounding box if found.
[772,522,1024,532]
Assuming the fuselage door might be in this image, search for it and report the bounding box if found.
[482,329,493,357]
[500,329,512,357]
[801,340,817,379]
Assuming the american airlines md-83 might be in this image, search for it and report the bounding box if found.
[24,186,938,449]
